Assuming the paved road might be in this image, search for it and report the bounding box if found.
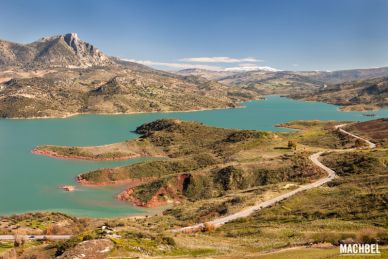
[172,124,374,232]
[0,235,72,241]
[335,124,376,149]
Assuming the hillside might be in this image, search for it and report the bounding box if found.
[0,34,261,118]
[218,70,323,95]
[210,149,388,254]
[0,67,256,118]
[177,69,323,95]
[293,77,388,111]
[344,119,388,147]
[176,69,238,80]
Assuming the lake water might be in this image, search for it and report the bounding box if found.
[1,96,387,217]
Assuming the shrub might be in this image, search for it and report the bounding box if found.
[202,222,216,232]
[214,166,247,191]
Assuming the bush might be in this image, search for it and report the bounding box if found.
[184,175,212,201]
[202,222,216,232]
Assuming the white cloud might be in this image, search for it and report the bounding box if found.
[225,66,280,72]
[179,57,262,63]
[122,59,222,70]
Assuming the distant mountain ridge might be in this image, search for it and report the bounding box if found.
[176,67,388,110]
[176,68,238,80]
[296,67,388,83]
[292,77,388,111]
[177,67,388,85]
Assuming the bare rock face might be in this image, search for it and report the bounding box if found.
[62,32,111,67]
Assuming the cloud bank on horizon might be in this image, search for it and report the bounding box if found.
[123,56,279,72]
[179,57,262,63]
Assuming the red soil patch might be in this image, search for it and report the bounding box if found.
[117,174,191,208]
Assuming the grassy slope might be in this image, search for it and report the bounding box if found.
[202,150,387,254]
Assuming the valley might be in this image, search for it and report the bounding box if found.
[2,0,388,256]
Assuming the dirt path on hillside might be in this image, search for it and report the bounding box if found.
[172,124,375,232]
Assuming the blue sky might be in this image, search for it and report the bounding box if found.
[1,0,388,71]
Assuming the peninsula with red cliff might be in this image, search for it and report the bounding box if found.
[31,118,371,210]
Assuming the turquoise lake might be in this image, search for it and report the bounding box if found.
[1,96,387,218]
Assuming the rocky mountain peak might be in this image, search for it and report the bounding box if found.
[0,33,113,68]
[63,33,80,48]
[59,32,109,66]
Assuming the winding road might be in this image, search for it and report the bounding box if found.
[173,124,375,232]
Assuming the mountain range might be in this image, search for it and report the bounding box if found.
[0,33,260,118]
[177,67,388,84]
[0,33,387,118]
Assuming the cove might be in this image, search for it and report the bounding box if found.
[0,96,387,218]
